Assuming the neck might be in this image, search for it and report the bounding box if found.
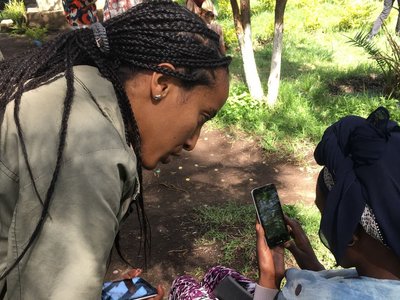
[356,237,400,280]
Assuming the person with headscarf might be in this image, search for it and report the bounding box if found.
[254,106,400,299]
[169,107,400,300]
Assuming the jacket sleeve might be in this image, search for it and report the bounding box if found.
[6,148,138,300]
[253,284,279,300]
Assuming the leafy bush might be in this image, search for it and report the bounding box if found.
[215,0,232,20]
[348,26,400,97]
[25,26,48,42]
[2,0,26,28]
[221,23,238,50]
[252,0,275,14]
[304,14,322,32]
[334,2,374,32]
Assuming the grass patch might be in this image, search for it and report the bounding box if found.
[194,202,336,279]
[214,0,400,162]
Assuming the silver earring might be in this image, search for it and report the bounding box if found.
[153,94,162,101]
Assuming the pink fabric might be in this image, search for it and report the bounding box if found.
[103,0,142,21]
[169,266,256,300]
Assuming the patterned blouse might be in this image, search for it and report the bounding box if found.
[62,0,98,27]
[62,0,142,27]
[103,0,143,21]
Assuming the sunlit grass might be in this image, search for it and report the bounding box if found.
[214,0,400,162]
[193,202,336,279]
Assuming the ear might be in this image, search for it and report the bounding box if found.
[150,63,176,102]
[348,234,360,247]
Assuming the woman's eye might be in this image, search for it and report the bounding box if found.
[199,114,211,126]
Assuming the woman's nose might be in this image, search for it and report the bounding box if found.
[183,127,201,151]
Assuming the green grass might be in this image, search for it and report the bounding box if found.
[193,202,336,279]
[212,0,400,161]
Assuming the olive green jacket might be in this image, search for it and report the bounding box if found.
[0,66,139,299]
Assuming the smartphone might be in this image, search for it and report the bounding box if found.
[251,183,290,247]
[102,276,158,300]
[214,276,253,300]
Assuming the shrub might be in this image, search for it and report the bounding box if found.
[25,26,48,43]
[334,2,374,32]
[2,0,26,28]
[348,26,400,97]
[252,0,275,15]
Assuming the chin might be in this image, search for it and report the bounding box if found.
[141,159,158,170]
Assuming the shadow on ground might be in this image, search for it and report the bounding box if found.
[106,128,319,292]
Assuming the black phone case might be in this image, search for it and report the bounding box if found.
[213,276,253,300]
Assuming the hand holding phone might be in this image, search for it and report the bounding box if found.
[256,223,285,289]
[102,277,159,300]
[251,183,290,248]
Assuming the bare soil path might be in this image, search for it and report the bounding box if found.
[106,128,320,292]
[1,33,320,295]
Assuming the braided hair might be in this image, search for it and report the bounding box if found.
[0,0,231,279]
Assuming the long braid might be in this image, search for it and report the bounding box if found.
[0,0,231,279]
[0,40,77,280]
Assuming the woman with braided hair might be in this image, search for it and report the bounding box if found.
[0,1,231,298]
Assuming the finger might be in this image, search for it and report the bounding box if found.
[283,239,300,255]
[152,284,165,300]
[256,223,266,243]
[284,216,305,236]
[122,268,142,279]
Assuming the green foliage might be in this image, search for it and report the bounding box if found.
[213,0,400,161]
[221,21,238,50]
[334,2,374,32]
[194,202,336,277]
[25,26,48,42]
[173,0,186,5]
[2,0,26,28]
[215,0,232,20]
[348,27,400,96]
[252,0,275,14]
[304,14,322,32]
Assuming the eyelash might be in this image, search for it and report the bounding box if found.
[199,114,211,126]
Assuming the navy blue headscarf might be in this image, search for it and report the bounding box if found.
[314,107,400,261]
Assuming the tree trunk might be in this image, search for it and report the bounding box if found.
[266,0,288,106]
[230,0,264,100]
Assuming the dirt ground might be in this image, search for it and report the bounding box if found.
[107,129,320,292]
[0,33,320,295]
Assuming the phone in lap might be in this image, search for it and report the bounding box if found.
[102,277,158,300]
[251,183,290,248]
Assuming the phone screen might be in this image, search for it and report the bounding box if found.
[252,183,290,247]
[102,277,158,300]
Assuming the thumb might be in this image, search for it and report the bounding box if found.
[256,223,266,238]
[153,285,165,300]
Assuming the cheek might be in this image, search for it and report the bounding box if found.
[338,248,355,268]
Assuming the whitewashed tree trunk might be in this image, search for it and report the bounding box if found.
[0,49,4,61]
[239,24,264,100]
[267,22,283,105]
[266,0,287,106]
[230,0,264,101]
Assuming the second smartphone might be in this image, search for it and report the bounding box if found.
[251,183,290,248]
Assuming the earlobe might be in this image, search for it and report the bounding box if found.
[348,235,359,247]
[150,63,176,102]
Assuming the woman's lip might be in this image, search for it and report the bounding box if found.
[161,156,171,164]
[161,151,182,164]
